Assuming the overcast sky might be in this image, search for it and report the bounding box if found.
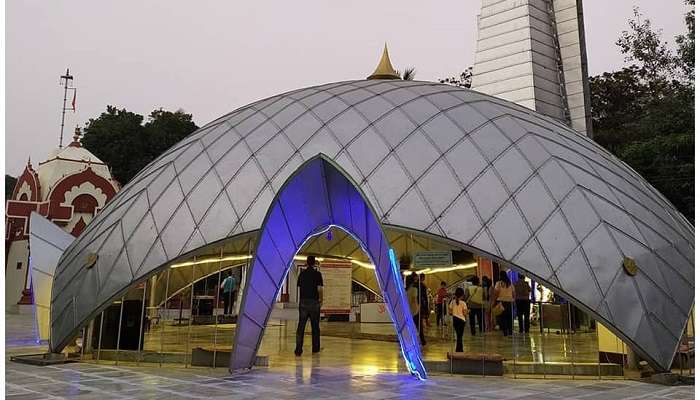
[5,0,691,176]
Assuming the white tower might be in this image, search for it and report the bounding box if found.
[471,0,592,136]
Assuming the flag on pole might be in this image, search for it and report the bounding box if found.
[71,89,76,112]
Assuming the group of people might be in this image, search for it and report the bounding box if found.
[291,255,536,357]
[447,272,532,353]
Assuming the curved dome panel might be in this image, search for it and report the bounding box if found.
[51,80,694,370]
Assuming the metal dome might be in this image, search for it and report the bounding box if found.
[50,79,694,371]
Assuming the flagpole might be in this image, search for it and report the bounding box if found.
[59,68,74,149]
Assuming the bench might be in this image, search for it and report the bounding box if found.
[446,352,504,376]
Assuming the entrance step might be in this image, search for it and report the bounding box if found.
[10,353,80,366]
[191,348,268,367]
[503,361,623,377]
[86,349,268,368]
[18,305,34,315]
[425,359,624,377]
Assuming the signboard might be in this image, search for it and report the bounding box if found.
[360,302,392,323]
[414,251,453,268]
[319,260,352,314]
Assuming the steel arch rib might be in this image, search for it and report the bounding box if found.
[229,155,427,379]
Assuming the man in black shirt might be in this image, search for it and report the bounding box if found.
[295,255,324,356]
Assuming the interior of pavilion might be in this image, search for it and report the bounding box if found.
[71,226,695,379]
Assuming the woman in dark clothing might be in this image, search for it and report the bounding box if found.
[418,274,429,328]
[482,276,493,332]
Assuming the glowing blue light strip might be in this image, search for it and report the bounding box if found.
[388,248,427,380]
[299,225,427,379]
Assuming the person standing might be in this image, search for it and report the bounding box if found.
[407,273,426,346]
[220,271,237,316]
[294,256,324,356]
[467,276,484,335]
[494,271,515,336]
[435,281,448,326]
[448,287,468,352]
[482,276,493,332]
[514,274,531,334]
[418,274,430,329]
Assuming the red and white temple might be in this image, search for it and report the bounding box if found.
[5,128,120,310]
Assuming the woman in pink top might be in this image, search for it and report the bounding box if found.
[494,271,515,336]
[448,287,468,352]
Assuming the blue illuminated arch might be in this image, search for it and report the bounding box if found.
[230,155,427,379]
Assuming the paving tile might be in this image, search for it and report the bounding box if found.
[5,312,694,400]
[6,394,54,400]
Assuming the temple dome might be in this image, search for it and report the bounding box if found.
[50,80,694,371]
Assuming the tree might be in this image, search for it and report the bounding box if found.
[5,175,17,200]
[590,3,695,222]
[616,7,678,82]
[142,109,198,166]
[81,106,198,185]
[618,133,694,219]
[676,0,695,81]
[589,66,646,151]
[401,67,416,81]
[439,67,473,88]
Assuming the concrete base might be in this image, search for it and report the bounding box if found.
[91,350,188,364]
[191,348,268,368]
[18,304,34,315]
[3,304,33,315]
[10,353,79,366]
[504,361,624,377]
[425,359,503,376]
[425,360,624,377]
[648,373,694,386]
[90,349,269,368]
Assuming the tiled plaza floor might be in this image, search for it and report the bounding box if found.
[6,358,695,400]
[6,313,694,399]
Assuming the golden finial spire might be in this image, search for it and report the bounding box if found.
[367,44,400,80]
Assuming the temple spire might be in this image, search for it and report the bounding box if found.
[367,44,400,80]
[69,125,82,147]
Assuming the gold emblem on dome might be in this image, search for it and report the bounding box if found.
[622,256,637,276]
[367,44,400,80]
[85,253,98,269]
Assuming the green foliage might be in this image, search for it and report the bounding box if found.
[591,3,695,222]
[5,175,17,200]
[439,67,473,88]
[676,0,695,81]
[616,7,678,81]
[81,106,198,185]
[618,133,694,220]
[589,66,646,150]
[401,67,416,81]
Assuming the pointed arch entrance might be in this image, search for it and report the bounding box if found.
[230,156,427,379]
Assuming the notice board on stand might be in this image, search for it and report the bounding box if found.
[319,260,352,314]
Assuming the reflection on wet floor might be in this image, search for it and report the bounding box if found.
[136,318,600,370]
[7,312,694,398]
